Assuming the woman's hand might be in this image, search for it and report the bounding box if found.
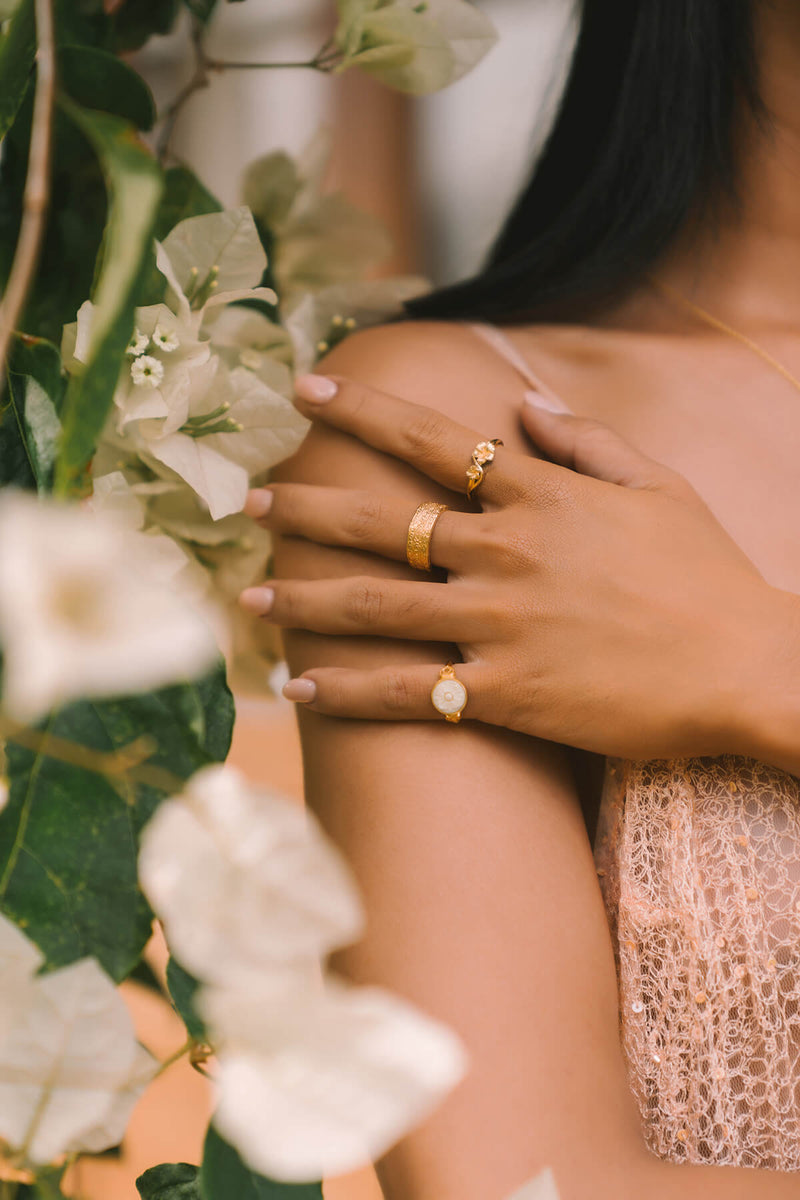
[239,372,800,764]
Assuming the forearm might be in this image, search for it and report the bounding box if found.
[726,584,800,776]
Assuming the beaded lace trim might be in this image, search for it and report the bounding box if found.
[595,756,800,1168]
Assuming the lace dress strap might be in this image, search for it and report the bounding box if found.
[466,321,573,412]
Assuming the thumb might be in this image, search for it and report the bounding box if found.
[520,389,676,490]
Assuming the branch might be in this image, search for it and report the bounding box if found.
[0,0,56,379]
[0,714,189,796]
[156,19,339,164]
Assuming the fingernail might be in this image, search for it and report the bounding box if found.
[283,678,317,703]
[243,489,273,518]
[524,388,571,414]
[294,374,338,404]
[238,586,275,615]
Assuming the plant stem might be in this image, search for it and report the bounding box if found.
[156,22,339,164]
[0,0,56,379]
[156,1036,194,1077]
[205,58,328,70]
[0,715,188,795]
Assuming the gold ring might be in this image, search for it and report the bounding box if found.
[431,662,468,723]
[465,438,503,498]
[406,501,448,572]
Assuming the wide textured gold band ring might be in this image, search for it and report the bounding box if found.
[466,438,503,498]
[431,662,468,723]
[406,501,448,572]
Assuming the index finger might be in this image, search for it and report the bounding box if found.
[293,373,526,504]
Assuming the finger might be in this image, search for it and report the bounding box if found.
[246,484,474,572]
[293,373,526,505]
[239,576,487,642]
[520,392,680,490]
[282,662,492,723]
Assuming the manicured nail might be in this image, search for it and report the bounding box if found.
[238,586,275,615]
[283,678,317,703]
[294,374,338,404]
[524,388,571,415]
[243,489,273,518]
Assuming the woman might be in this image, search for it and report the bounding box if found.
[239,1,800,1196]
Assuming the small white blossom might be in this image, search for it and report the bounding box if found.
[0,958,157,1166]
[126,328,150,356]
[138,764,365,986]
[130,354,165,389]
[0,489,221,723]
[153,324,180,353]
[199,975,469,1182]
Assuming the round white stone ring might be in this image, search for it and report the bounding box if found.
[431,662,468,723]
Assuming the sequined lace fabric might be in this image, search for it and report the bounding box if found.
[594,756,800,1168]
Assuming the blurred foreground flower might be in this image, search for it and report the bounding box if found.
[334,0,498,95]
[138,763,365,985]
[0,915,42,1047]
[199,975,468,1182]
[505,1168,561,1200]
[138,764,469,1181]
[0,955,156,1167]
[0,489,221,723]
[243,131,392,299]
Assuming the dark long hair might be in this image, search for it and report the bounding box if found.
[406,0,761,325]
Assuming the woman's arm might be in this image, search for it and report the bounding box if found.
[267,322,800,1199]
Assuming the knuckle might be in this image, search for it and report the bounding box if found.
[400,409,448,460]
[343,494,384,545]
[344,579,384,627]
[379,670,411,712]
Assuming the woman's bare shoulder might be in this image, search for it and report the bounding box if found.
[316,318,533,446]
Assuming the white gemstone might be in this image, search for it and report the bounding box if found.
[432,678,466,715]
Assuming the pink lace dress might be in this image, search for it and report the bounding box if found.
[469,323,800,1168]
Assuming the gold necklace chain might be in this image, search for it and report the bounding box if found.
[648,275,800,396]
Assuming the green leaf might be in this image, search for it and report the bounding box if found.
[137,1162,202,1200]
[166,956,207,1041]
[0,0,34,142]
[54,100,163,495]
[109,0,182,53]
[155,167,223,240]
[58,45,157,131]
[7,370,61,490]
[200,1126,325,1200]
[0,660,234,981]
[0,374,36,489]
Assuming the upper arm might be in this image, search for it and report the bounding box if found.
[269,322,647,1199]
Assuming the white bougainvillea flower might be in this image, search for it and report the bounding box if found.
[242,133,392,298]
[504,1169,561,1200]
[334,0,497,95]
[156,207,277,330]
[284,276,430,374]
[0,958,157,1166]
[198,974,469,1181]
[0,489,220,723]
[138,763,365,985]
[137,361,308,520]
[130,354,165,389]
[0,915,42,1047]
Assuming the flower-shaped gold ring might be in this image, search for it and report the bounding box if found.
[465,438,503,498]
